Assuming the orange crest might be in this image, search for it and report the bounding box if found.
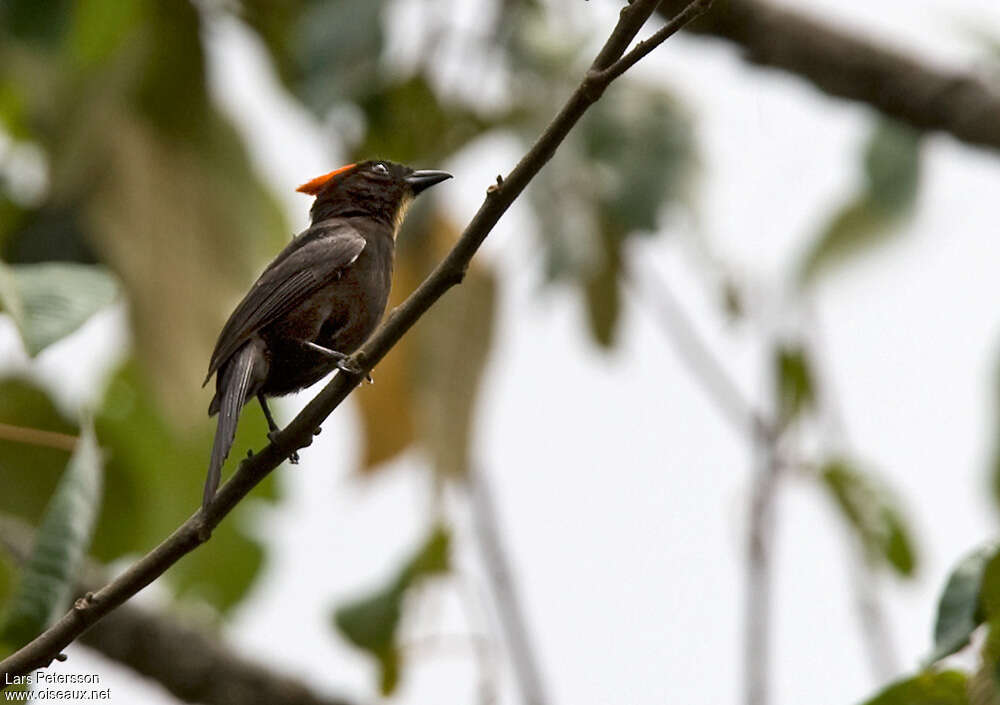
[296,163,357,195]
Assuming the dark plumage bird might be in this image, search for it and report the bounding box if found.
[202,160,451,509]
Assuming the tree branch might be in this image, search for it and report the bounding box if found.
[78,607,357,705]
[0,423,77,452]
[0,0,712,686]
[627,266,772,441]
[626,266,781,704]
[655,0,1000,152]
[745,442,780,705]
[469,466,549,705]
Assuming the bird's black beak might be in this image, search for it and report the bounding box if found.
[406,170,452,195]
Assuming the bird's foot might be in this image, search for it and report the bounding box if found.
[267,430,299,464]
[336,358,373,384]
[303,341,373,383]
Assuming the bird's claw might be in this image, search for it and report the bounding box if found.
[267,430,300,464]
[337,358,373,383]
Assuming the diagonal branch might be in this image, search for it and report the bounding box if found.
[655,0,1000,153]
[0,0,712,686]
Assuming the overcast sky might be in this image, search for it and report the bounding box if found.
[8,0,1000,703]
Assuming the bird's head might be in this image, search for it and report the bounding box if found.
[297,160,452,230]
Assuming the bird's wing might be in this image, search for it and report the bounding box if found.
[204,222,366,383]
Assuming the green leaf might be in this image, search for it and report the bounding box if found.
[0,262,118,356]
[926,543,1000,664]
[583,226,624,348]
[0,0,73,47]
[0,553,15,617]
[67,0,145,68]
[333,525,451,695]
[865,120,921,210]
[799,119,921,286]
[858,670,968,705]
[821,459,917,577]
[774,344,815,426]
[1,422,102,649]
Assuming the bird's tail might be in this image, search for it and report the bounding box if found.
[204,342,262,510]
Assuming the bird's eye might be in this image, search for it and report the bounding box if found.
[372,163,389,175]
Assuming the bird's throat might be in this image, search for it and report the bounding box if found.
[391,192,414,239]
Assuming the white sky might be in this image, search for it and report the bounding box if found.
[7,0,1000,704]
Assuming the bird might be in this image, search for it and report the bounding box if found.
[202,160,452,510]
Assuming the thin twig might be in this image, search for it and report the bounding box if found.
[802,305,899,679]
[849,554,898,682]
[745,441,780,705]
[0,0,711,685]
[628,266,772,441]
[628,265,780,704]
[593,0,712,86]
[0,422,77,452]
[470,467,549,705]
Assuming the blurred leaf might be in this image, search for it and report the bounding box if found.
[355,76,495,165]
[982,552,1000,621]
[0,422,102,649]
[580,84,694,234]
[0,0,73,47]
[865,120,921,209]
[926,543,999,665]
[356,338,416,470]
[354,208,426,472]
[415,227,496,479]
[529,81,693,349]
[774,344,814,426]
[821,459,917,577]
[858,670,968,705]
[0,379,78,525]
[244,0,387,113]
[0,555,13,615]
[583,226,623,348]
[67,0,144,68]
[1,206,98,265]
[799,119,921,285]
[357,210,496,478]
[94,361,274,612]
[0,262,118,356]
[334,524,450,695]
[0,78,29,138]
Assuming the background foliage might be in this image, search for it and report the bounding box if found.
[0,0,999,704]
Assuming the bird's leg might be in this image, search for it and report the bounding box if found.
[303,341,373,383]
[258,393,299,464]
